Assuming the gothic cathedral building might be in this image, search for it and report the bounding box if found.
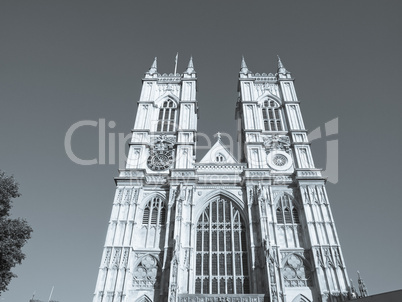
[92,57,354,302]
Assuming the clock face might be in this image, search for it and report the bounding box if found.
[147,150,173,171]
[147,136,175,171]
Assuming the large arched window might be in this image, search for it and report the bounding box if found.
[157,99,177,132]
[195,197,249,294]
[262,99,284,131]
[143,197,166,226]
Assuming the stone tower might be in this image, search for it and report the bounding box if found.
[92,56,353,302]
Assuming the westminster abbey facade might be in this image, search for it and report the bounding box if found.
[92,57,355,302]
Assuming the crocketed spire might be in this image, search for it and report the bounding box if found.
[147,57,157,74]
[184,56,196,74]
[277,55,289,74]
[240,55,251,74]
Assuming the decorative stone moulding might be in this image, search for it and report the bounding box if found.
[119,170,145,178]
[197,175,242,185]
[145,175,167,184]
[295,170,323,178]
[178,294,265,302]
[245,170,271,177]
[195,164,245,171]
[170,170,196,177]
[272,175,293,185]
[157,74,182,83]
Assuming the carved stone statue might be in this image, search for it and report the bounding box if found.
[256,182,269,203]
[176,182,186,202]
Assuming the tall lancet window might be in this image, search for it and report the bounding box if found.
[195,197,250,295]
[142,197,166,226]
[276,195,300,225]
[275,194,304,248]
[141,197,167,248]
[262,99,284,131]
[157,99,177,132]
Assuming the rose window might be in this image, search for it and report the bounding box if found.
[273,154,288,166]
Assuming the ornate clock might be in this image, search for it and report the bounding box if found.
[147,136,174,171]
[147,150,173,171]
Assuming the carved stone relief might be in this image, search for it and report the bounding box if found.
[282,254,312,287]
[121,248,129,268]
[112,248,121,268]
[117,189,124,203]
[263,135,291,152]
[133,255,160,288]
[103,248,112,267]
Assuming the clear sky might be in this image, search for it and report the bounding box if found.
[1,1,401,301]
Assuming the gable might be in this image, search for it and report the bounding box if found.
[199,139,238,164]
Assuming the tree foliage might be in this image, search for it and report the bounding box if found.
[0,170,32,294]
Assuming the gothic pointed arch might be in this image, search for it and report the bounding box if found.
[262,100,284,132]
[135,294,153,302]
[291,294,311,302]
[274,193,300,219]
[142,197,166,226]
[154,94,179,132]
[194,189,247,222]
[194,196,250,295]
[157,100,177,132]
[255,93,285,132]
[140,192,167,208]
[154,92,180,107]
[255,91,283,106]
[141,194,167,226]
[274,193,304,248]
[274,193,302,224]
[138,194,168,249]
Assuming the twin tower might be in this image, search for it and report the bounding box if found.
[92,57,355,302]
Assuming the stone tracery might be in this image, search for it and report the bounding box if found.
[133,255,160,288]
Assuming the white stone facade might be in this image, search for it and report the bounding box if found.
[92,57,353,302]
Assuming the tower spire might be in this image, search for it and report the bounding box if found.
[357,271,368,297]
[174,53,178,75]
[349,278,358,299]
[240,55,250,74]
[277,55,289,74]
[147,57,157,74]
[184,56,196,74]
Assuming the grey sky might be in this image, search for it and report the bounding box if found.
[1,1,401,301]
